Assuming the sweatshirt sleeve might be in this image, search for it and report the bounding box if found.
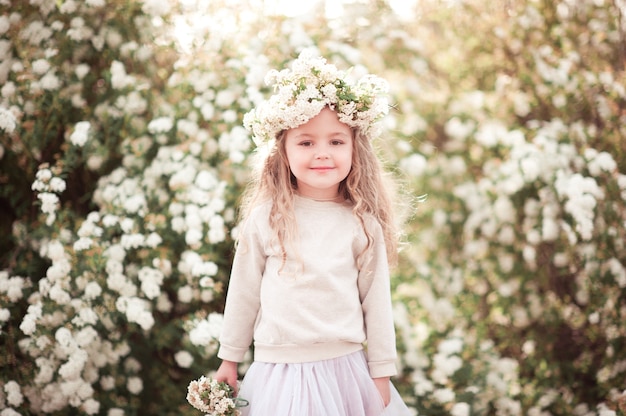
[358,217,398,378]
[217,211,266,362]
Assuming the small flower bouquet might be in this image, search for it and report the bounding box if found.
[186,376,248,416]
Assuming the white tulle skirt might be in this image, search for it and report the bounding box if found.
[237,350,413,416]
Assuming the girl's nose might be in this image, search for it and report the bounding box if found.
[315,151,330,160]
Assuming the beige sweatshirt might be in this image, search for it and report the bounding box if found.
[217,195,397,378]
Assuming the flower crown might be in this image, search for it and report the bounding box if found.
[243,49,390,146]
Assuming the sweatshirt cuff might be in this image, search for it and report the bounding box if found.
[217,344,249,363]
[368,360,397,378]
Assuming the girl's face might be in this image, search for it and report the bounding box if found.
[284,107,353,200]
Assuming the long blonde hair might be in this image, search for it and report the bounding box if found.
[238,124,399,267]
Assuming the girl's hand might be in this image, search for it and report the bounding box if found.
[214,360,239,395]
[373,376,391,407]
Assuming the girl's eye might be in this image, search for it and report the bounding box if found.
[299,141,313,147]
[331,140,344,146]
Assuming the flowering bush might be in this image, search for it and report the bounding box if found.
[1,0,252,414]
[1,0,625,415]
[385,0,626,415]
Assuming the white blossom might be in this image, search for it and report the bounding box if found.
[0,15,9,35]
[185,228,203,248]
[606,257,626,288]
[75,63,90,79]
[49,177,66,192]
[110,61,135,89]
[147,116,174,134]
[1,275,27,302]
[451,402,471,416]
[83,281,102,300]
[122,194,146,214]
[141,0,171,16]
[4,380,23,407]
[178,285,193,303]
[40,71,60,90]
[174,350,194,368]
[0,106,16,133]
[73,237,93,251]
[191,261,218,277]
[1,81,16,98]
[49,284,71,304]
[445,117,475,141]
[70,121,91,146]
[120,233,145,249]
[412,373,434,396]
[439,338,464,355]
[0,308,9,322]
[433,387,455,403]
[138,267,164,299]
[127,377,143,394]
[400,153,427,177]
[59,0,78,14]
[207,215,225,244]
[83,398,100,415]
[34,357,55,384]
[59,349,88,380]
[145,232,162,248]
[73,310,99,329]
[188,313,223,348]
[116,297,154,330]
[586,149,617,176]
[32,58,51,74]
[100,376,115,391]
[433,353,463,381]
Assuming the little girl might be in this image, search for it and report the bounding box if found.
[214,49,412,416]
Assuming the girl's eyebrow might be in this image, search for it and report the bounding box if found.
[293,133,314,139]
[330,131,350,137]
[293,132,350,139]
